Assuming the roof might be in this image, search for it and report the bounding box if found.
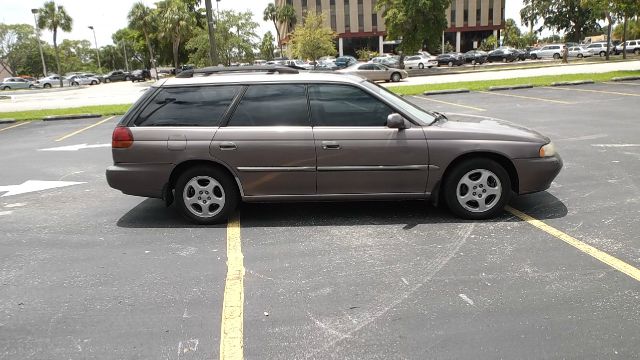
[159,69,365,87]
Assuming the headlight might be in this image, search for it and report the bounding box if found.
[539,142,556,157]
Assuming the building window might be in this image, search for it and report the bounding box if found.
[344,0,350,32]
[330,0,337,29]
[489,0,494,24]
[357,0,364,32]
[316,0,322,14]
[476,0,481,24]
[372,0,378,32]
[501,0,505,23]
[450,0,456,27]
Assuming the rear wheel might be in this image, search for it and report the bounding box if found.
[444,158,511,220]
[91,80,97,85]
[634,49,640,55]
[471,59,477,65]
[175,166,239,225]
[104,78,111,83]
[502,57,507,62]
[43,83,51,88]
[553,53,560,59]
[599,51,606,57]
[124,76,131,81]
[72,81,79,86]
[1,86,9,90]
[448,61,453,67]
[418,63,424,69]
[531,54,538,60]
[577,53,583,58]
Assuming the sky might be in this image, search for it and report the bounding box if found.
[2,0,528,47]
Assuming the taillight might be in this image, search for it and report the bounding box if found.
[112,126,134,148]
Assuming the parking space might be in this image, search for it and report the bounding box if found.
[1,82,640,358]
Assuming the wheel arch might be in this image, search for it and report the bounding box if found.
[166,159,244,204]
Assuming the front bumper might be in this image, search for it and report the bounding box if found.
[106,163,173,199]
[513,154,563,195]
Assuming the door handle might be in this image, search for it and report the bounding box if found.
[322,141,341,150]
[219,142,237,150]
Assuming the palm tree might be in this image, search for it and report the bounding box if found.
[263,3,282,57]
[128,2,159,79]
[263,3,298,58]
[37,1,72,86]
[157,0,195,72]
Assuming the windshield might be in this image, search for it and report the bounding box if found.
[362,80,436,125]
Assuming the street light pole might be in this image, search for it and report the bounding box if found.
[88,26,101,73]
[31,9,47,77]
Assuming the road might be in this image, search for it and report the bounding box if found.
[1,80,640,359]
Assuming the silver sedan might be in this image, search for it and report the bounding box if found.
[568,46,593,58]
[338,63,408,82]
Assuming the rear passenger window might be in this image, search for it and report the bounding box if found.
[227,84,309,126]
[309,84,394,126]
[135,86,239,126]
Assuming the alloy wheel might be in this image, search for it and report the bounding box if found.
[182,176,226,218]
[456,169,502,213]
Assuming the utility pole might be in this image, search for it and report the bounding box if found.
[122,41,129,72]
[31,9,47,77]
[88,26,101,73]
[205,0,218,66]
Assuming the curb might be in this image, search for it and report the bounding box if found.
[423,89,470,95]
[550,80,594,86]
[488,84,533,91]
[0,95,10,100]
[0,118,17,124]
[42,113,102,121]
[611,76,640,82]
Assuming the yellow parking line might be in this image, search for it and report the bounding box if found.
[0,121,29,132]
[220,213,244,360]
[545,86,640,97]
[55,116,115,142]
[506,206,640,282]
[415,96,486,112]
[478,91,573,105]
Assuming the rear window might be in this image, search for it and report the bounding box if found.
[134,86,240,127]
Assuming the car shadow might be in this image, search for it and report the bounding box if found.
[116,191,567,229]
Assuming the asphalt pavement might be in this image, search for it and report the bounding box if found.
[1,81,640,359]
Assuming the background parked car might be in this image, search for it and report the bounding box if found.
[35,74,70,88]
[436,53,464,67]
[82,73,104,83]
[103,70,131,83]
[130,69,151,82]
[568,46,593,58]
[338,63,408,82]
[529,44,565,59]
[463,50,488,64]
[0,77,35,90]
[586,42,614,57]
[404,55,435,69]
[67,74,99,86]
[615,40,640,55]
[335,56,358,68]
[487,49,519,62]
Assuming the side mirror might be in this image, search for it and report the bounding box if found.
[387,113,409,129]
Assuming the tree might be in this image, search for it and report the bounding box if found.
[0,24,37,76]
[502,19,522,47]
[376,0,449,67]
[263,3,297,58]
[157,0,196,71]
[128,2,159,79]
[259,31,276,60]
[520,0,600,42]
[581,0,617,60]
[614,0,640,58]
[37,1,73,86]
[289,12,336,64]
[478,36,497,51]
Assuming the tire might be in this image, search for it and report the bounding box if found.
[553,53,560,59]
[175,166,239,225]
[418,63,424,69]
[104,78,111,83]
[91,80,97,85]
[577,53,583,58]
[124,76,131,81]
[531,54,537,60]
[634,49,640,55]
[471,59,476,65]
[599,51,605,57]
[72,81,78,86]
[502,57,507,63]
[448,61,453,67]
[391,72,401,82]
[43,83,51,88]
[29,85,34,88]
[444,158,511,220]
[1,86,9,90]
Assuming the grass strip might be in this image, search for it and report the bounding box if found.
[0,104,132,121]
[388,70,640,95]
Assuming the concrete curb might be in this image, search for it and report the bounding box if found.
[42,113,102,121]
[423,89,470,95]
[488,84,533,91]
[0,95,10,100]
[0,118,17,124]
[550,80,595,86]
[611,76,640,82]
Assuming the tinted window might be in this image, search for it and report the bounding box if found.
[631,41,636,45]
[309,84,394,126]
[227,84,309,126]
[135,86,239,126]
[358,64,374,70]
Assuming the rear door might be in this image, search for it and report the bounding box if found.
[310,83,429,195]
[211,84,316,196]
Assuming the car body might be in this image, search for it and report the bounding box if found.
[615,40,640,55]
[81,73,104,83]
[436,53,464,66]
[283,60,314,70]
[404,55,436,69]
[35,75,70,88]
[130,69,151,82]
[103,70,131,83]
[106,66,562,225]
[338,63,408,82]
[529,44,565,59]
[334,56,358,68]
[463,50,488,64]
[67,75,100,86]
[585,42,614,57]
[567,46,593,58]
[0,77,35,90]
[487,49,519,62]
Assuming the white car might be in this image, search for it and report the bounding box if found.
[529,44,565,59]
[615,40,640,55]
[67,75,100,86]
[585,42,614,57]
[567,46,593,58]
[36,75,70,88]
[403,55,435,69]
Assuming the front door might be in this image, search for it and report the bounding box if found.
[211,84,316,196]
[309,84,429,195]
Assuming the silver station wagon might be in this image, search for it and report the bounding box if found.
[107,66,562,224]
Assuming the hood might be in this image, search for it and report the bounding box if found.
[428,117,549,144]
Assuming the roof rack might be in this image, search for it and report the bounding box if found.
[176,65,299,78]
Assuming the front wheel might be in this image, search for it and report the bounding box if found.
[448,61,453,67]
[1,86,9,90]
[175,166,239,225]
[418,63,424,69]
[553,53,560,59]
[91,80,97,85]
[104,78,111,83]
[391,72,401,82]
[531,54,537,60]
[444,158,511,220]
[124,76,131,81]
[72,81,79,86]
[599,51,606,57]
[634,49,640,55]
[43,83,51,88]
[577,53,583,58]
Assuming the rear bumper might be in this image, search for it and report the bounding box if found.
[513,154,563,195]
[106,163,173,199]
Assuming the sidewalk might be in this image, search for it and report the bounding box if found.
[385,60,640,87]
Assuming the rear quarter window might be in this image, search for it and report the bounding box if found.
[134,85,240,127]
